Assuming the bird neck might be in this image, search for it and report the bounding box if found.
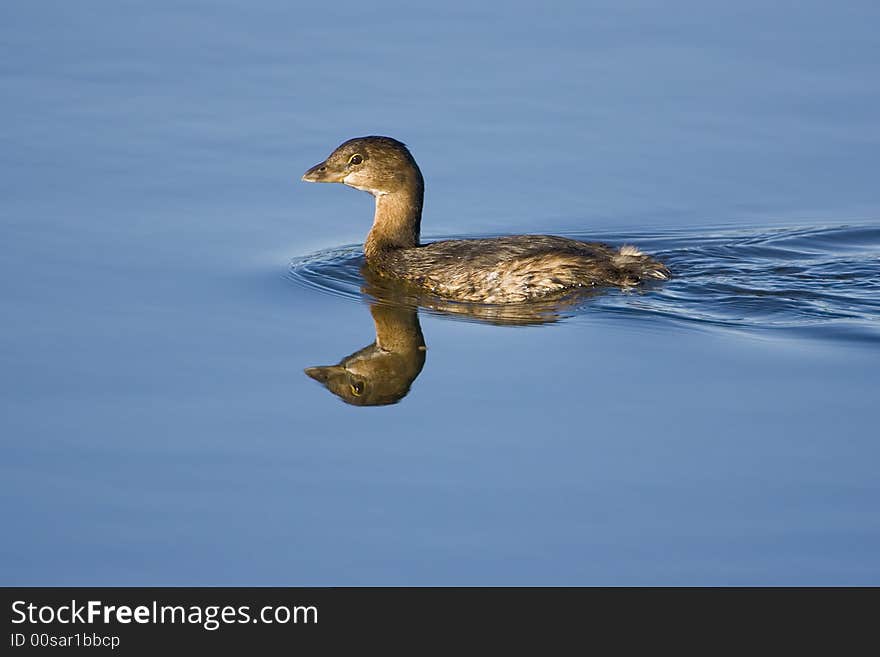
[371,303,425,354]
[365,178,423,260]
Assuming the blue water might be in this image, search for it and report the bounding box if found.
[2,1,879,584]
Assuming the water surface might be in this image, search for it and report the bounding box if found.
[290,224,880,339]
[2,1,879,585]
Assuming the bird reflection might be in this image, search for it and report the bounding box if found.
[304,265,601,405]
[305,301,426,406]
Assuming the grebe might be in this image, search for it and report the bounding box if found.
[302,136,669,303]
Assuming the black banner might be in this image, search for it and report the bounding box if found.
[1,587,873,652]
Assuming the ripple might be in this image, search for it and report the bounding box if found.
[288,223,880,341]
[288,244,365,302]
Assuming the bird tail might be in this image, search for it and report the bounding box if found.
[613,245,670,285]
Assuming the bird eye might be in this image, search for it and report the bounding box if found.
[348,154,363,166]
[350,381,364,396]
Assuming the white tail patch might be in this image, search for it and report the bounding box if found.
[618,244,643,257]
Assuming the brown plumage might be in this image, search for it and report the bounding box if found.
[302,136,669,303]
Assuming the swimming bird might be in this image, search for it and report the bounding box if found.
[302,136,669,303]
